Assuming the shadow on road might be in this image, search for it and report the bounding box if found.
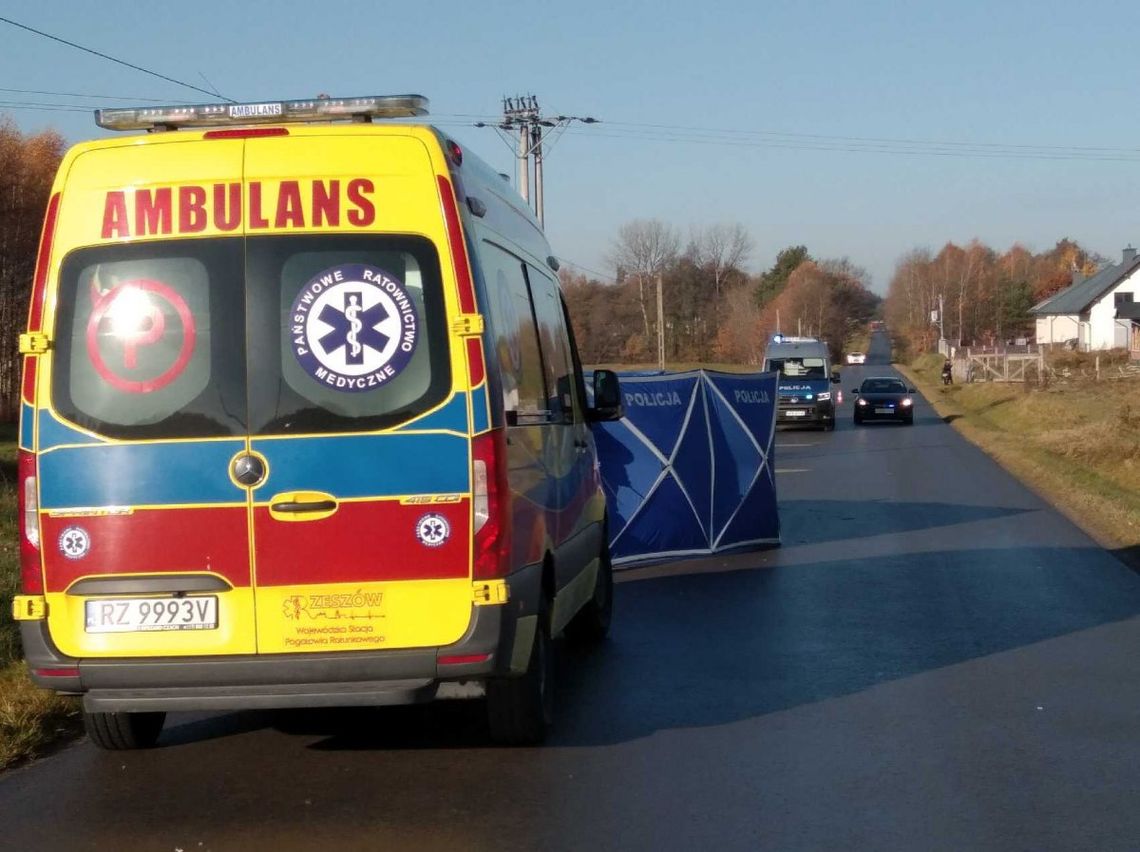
[1113,544,1140,575]
[777,499,1031,546]
[546,545,1140,746]
[162,543,1140,753]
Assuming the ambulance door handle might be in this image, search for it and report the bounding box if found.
[272,499,337,513]
[267,491,339,522]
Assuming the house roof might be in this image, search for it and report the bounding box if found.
[1032,250,1140,315]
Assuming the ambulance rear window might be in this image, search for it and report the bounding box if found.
[52,240,246,439]
[50,234,449,440]
[244,234,451,434]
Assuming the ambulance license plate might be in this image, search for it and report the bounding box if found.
[85,597,218,633]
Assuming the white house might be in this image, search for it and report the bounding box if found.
[1032,247,1140,353]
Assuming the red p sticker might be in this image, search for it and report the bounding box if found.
[85,279,197,394]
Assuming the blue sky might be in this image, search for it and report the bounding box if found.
[5,0,1140,292]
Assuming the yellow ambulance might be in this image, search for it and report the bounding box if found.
[12,95,622,748]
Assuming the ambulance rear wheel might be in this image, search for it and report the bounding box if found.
[486,609,553,746]
[83,710,166,750]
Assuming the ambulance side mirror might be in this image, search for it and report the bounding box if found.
[589,370,623,422]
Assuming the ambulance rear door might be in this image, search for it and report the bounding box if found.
[39,139,256,658]
[240,133,476,654]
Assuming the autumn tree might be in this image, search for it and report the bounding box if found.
[560,270,643,364]
[759,261,879,359]
[713,285,767,364]
[0,117,65,419]
[755,245,810,306]
[884,237,1102,355]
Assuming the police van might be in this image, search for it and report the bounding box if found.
[11,95,623,748]
[762,335,840,430]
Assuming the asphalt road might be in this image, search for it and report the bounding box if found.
[3,332,1139,851]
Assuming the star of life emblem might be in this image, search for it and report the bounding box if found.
[290,263,419,393]
[415,513,450,548]
[59,526,91,560]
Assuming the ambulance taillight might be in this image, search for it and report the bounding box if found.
[472,430,511,579]
[17,450,42,594]
[17,191,58,597]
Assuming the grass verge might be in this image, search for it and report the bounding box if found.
[898,353,1140,561]
[0,432,81,772]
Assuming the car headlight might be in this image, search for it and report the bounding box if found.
[816,391,831,401]
[857,398,868,406]
[901,398,913,407]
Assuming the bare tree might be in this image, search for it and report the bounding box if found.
[692,223,753,299]
[607,219,680,337]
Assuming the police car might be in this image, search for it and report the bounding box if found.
[763,335,840,431]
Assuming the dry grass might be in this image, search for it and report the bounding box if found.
[0,666,79,770]
[0,430,82,771]
[901,355,1140,553]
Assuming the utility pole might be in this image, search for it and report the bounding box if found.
[477,95,598,228]
[498,96,539,203]
[938,293,946,353]
[656,272,665,370]
[532,123,544,226]
[516,117,530,203]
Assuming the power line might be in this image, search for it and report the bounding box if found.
[559,123,1140,163]
[557,257,616,283]
[0,103,89,113]
[0,15,233,103]
[0,87,198,103]
[596,118,1140,156]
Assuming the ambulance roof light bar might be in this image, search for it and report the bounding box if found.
[96,94,430,132]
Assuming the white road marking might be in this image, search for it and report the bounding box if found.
[775,468,811,474]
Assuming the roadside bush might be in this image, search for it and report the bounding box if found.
[890,336,914,363]
[910,352,944,379]
[1046,348,1131,372]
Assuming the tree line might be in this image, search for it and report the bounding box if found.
[0,118,64,420]
[8,112,1088,418]
[561,220,881,367]
[882,238,1101,356]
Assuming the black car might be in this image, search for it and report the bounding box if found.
[852,377,915,425]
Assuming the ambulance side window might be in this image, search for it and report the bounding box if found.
[52,240,246,438]
[559,293,589,420]
[480,242,546,418]
[526,264,577,423]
